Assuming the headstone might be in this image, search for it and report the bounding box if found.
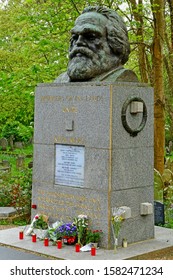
[32,82,154,248]
[0,137,8,151]
[16,155,25,169]
[14,142,23,149]
[154,201,165,225]
[9,135,14,150]
[2,160,10,167]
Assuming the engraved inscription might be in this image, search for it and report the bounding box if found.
[54,136,85,145]
[41,95,103,103]
[62,107,78,113]
[36,189,101,226]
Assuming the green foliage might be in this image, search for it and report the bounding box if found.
[1,121,33,143]
[86,229,103,243]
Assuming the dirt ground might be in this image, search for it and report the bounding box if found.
[0,225,173,259]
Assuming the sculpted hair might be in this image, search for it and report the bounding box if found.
[82,6,130,64]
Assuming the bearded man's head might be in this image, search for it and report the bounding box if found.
[67,6,130,82]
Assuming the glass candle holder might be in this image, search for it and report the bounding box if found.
[91,246,96,256]
[75,243,80,252]
[44,238,49,246]
[32,234,37,242]
[57,240,62,249]
[19,231,24,240]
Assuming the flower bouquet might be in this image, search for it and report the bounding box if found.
[47,221,63,244]
[32,214,49,239]
[73,214,88,246]
[53,222,77,245]
[25,213,49,238]
[33,214,48,230]
[111,207,125,252]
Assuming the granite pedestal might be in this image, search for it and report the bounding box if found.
[32,82,154,249]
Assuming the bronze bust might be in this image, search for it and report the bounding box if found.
[55,6,138,83]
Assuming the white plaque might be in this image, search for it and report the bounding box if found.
[55,144,85,187]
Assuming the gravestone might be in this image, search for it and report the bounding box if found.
[154,201,165,225]
[14,142,23,149]
[2,160,10,167]
[0,137,8,151]
[16,155,25,169]
[32,82,154,248]
[9,135,14,151]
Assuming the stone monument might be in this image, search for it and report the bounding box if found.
[32,6,154,249]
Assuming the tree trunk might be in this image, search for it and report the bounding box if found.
[151,0,165,174]
[129,0,149,83]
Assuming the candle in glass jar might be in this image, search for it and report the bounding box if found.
[19,231,24,240]
[75,243,80,252]
[32,234,37,242]
[91,246,96,256]
[44,238,49,246]
[57,240,62,249]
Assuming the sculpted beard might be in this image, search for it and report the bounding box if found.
[67,47,113,81]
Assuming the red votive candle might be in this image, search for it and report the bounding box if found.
[31,204,37,209]
[44,238,49,246]
[91,246,96,256]
[57,240,62,249]
[19,231,24,240]
[75,243,80,252]
[32,234,37,242]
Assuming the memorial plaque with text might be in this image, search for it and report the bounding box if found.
[55,144,85,187]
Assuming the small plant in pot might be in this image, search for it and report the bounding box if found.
[86,229,103,247]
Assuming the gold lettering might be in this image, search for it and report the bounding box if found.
[37,190,101,219]
[41,96,64,102]
[54,136,85,145]
[40,95,103,103]
[62,107,78,113]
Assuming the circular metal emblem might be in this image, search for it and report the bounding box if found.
[121,97,147,137]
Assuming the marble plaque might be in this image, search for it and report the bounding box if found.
[55,144,85,187]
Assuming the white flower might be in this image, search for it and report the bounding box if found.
[78,214,87,219]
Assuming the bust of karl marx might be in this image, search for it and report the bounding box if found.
[55,6,138,83]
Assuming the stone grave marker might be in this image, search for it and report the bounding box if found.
[16,155,25,169]
[0,138,8,151]
[154,201,165,225]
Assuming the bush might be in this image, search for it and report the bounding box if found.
[0,168,32,215]
[1,121,33,143]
